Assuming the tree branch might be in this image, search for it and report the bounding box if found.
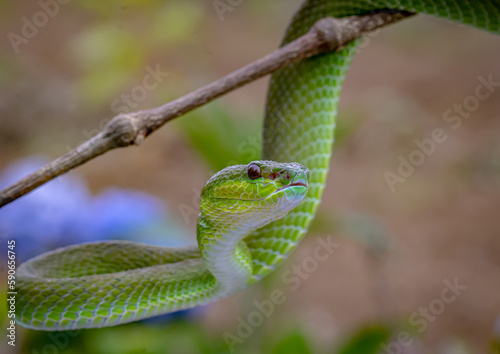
[0,10,415,208]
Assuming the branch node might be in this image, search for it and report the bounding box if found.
[313,17,342,51]
[104,113,141,147]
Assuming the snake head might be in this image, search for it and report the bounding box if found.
[200,160,309,230]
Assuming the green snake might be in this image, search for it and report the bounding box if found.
[17,0,500,330]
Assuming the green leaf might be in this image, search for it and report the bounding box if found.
[176,104,261,171]
[152,2,203,44]
[268,327,313,354]
[336,324,391,354]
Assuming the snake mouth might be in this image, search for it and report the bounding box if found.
[213,181,308,202]
[279,181,307,191]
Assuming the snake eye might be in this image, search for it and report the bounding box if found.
[247,163,261,180]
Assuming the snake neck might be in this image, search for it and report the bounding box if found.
[196,215,253,296]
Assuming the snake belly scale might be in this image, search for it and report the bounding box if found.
[16,0,500,330]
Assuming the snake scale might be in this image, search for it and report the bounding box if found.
[16,0,500,330]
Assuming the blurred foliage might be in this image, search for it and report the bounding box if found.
[21,319,316,354]
[335,110,364,148]
[22,319,222,354]
[492,321,500,354]
[176,103,261,172]
[492,340,500,354]
[335,324,391,354]
[177,107,362,174]
[69,23,144,106]
[269,327,314,354]
[152,2,203,44]
[66,1,204,108]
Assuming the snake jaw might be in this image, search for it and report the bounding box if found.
[276,176,308,193]
[287,181,307,188]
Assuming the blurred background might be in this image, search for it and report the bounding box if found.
[1,1,499,353]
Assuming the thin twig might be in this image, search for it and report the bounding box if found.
[0,10,415,208]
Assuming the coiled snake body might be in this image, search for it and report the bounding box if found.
[17,0,500,330]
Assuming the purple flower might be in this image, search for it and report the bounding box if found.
[0,156,191,261]
[0,156,91,259]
